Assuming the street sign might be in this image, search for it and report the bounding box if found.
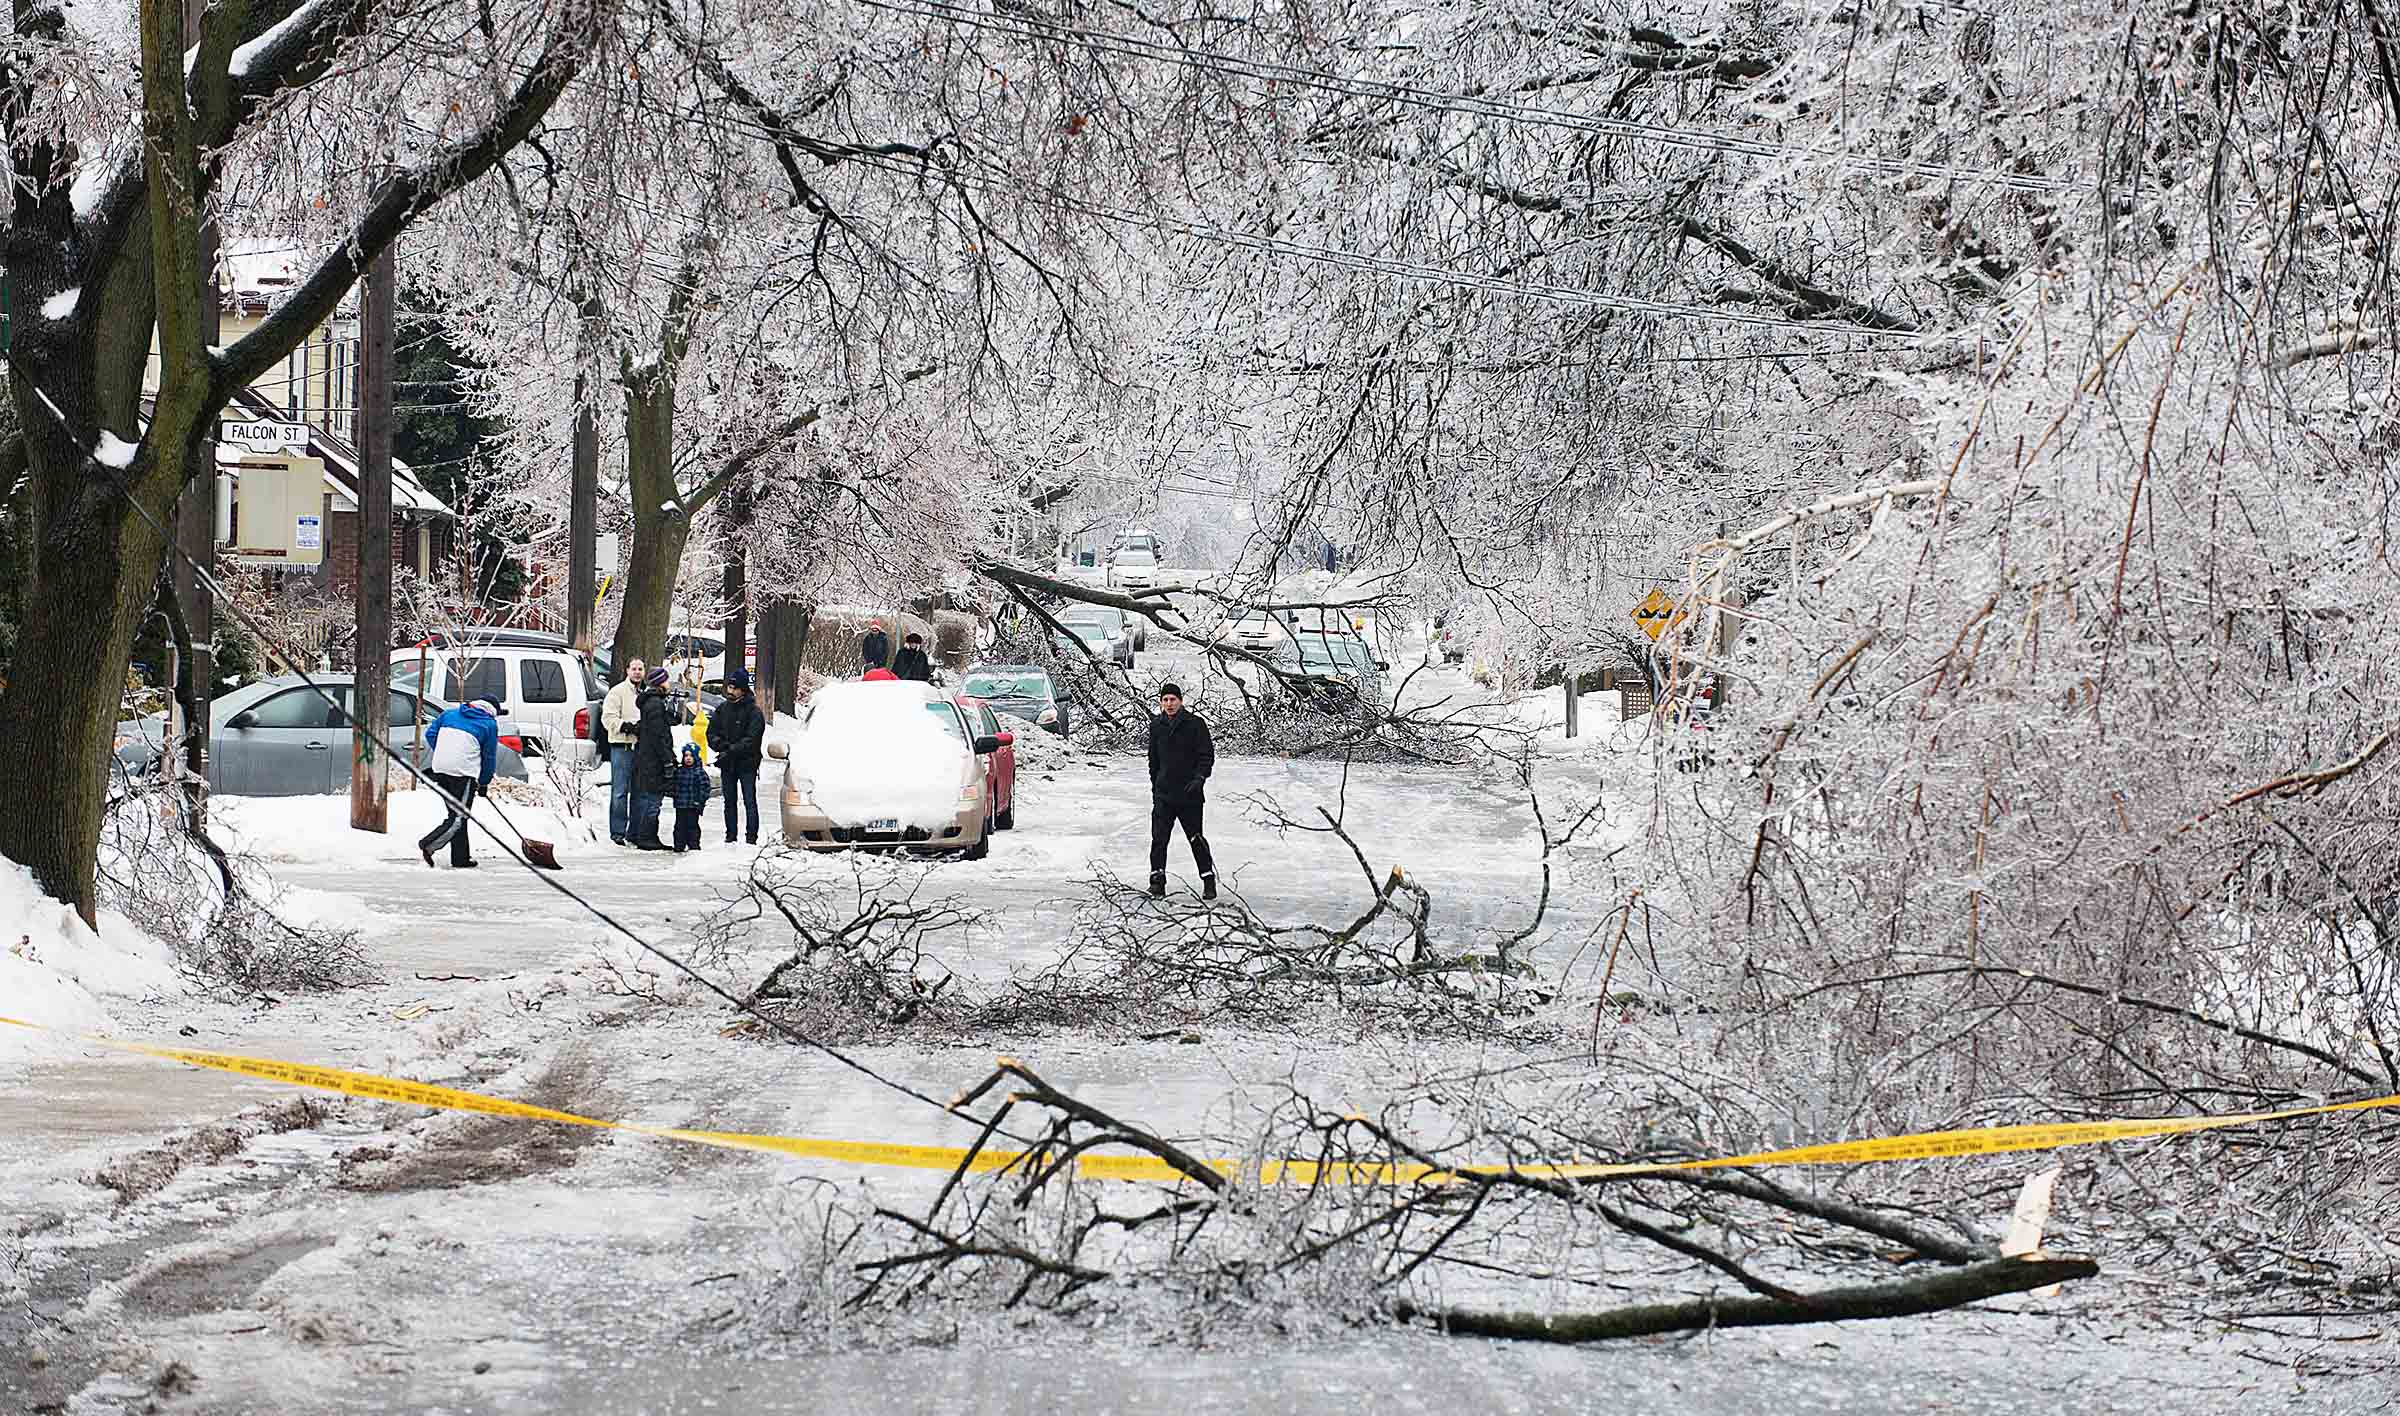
[1631,587,1688,641]
[221,419,309,455]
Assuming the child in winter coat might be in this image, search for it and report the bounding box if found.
[671,743,713,853]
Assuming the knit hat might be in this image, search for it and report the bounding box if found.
[1158,682,1183,699]
[681,743,699,762]
[862,668,900,682]
[726,668,753,690]
[644,667,669,688]
[471,699,500,718]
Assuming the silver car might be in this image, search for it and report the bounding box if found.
[113,674,530,796]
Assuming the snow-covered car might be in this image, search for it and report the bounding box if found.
[1052,605,1137,668]
[398,630,606,765]
[767,679,1009,858]
[113,674,530,796]
[961,664,1073,736]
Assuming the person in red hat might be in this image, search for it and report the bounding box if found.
[863,667,900,682]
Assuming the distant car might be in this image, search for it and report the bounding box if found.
[1108,546,1162,592]
[113,674,530,796]
[1218,608,1289,655]
[397,629,606,764]
[958,697,1020,831]
[1052,605,1136,668]
[1272,630,1389,712]
[768,679,1009,858]
[961,664,1072,736]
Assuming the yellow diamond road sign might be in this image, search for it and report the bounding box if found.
[1631,588,1686,641]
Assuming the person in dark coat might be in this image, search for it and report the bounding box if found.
[861,620,892,672]
[707,668,767,845]
[671,744,713,852]
[1146,682,1217,899]
[892,632,934,683]
[630,667,678,850]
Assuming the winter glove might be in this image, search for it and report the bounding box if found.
[1185,777,1207,797]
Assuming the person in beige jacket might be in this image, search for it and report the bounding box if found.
[601,656,646,845]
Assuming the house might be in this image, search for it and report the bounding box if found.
[147,236,456,591]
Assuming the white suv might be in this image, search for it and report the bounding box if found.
[395,630,608,764]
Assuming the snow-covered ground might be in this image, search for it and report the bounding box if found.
[2,728,2386,1412]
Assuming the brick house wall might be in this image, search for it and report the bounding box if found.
[324,500,451,597]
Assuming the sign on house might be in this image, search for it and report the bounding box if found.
[221,419,310,455]
[294,515,321,550]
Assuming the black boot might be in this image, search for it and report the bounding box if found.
[1201,874,1217,901]
[1148,872,1167,898]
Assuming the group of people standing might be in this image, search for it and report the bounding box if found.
[601,658,766,851]
[859,619,934,681]
[414,618,1224,892]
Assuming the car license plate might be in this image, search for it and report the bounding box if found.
[867,818,900,833]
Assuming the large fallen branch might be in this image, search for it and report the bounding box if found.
[1393,1253,2098,1342]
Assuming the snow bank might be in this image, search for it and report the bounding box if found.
[788,682,968,829]
[41,288,79,320]
[212,787,608,868]
[0,863,181,1075]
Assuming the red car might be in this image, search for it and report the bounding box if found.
[957,695,1019,831]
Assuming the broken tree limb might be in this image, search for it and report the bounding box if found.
[1394,1253,2098,1342]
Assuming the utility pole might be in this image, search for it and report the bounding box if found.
[351,236,396,831]
[568,375,598,656]
[721,474,750,684]
[174,0,219,824]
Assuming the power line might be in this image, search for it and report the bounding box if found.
[851,0,2067,193]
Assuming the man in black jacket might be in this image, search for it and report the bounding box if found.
[708,668,767,844]
[630,667,679,850]
[1146,682,1217,899]
[861,621,892,673]
[892,632,935,682]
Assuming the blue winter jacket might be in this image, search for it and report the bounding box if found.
[426,702,500,787]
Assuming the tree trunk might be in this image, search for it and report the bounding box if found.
[608,364,690,674]
[0,482,179,922]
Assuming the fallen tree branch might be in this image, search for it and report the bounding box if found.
[1393,1253,2098,1342]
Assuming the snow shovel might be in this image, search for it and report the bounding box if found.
[487,797,562,871]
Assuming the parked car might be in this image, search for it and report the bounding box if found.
[767,679,1009,858]
[663,623,754,690]
[1272,630,1389,712]
[1217,608,1291,654]
[958,697,1020,831]
[113,675,530,796]
[1052,605,1136,668]
[960,665,1073,736]
[396,630,606,764]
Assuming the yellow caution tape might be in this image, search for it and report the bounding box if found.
[5,1014,2393,1185]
